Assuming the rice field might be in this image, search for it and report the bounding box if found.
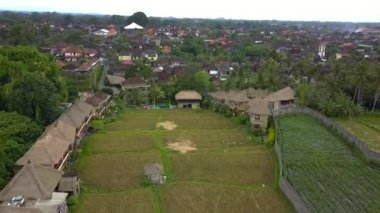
[335,113,380,152]
[278,114,380,212]
[74,109,293,213]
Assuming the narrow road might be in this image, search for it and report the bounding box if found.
[97,59,109,90]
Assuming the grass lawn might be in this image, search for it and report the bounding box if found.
[335,114,380,152]
[279,114,380,212]
[74,109,293,212]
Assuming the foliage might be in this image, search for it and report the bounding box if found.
[149,84,165,106]
[266,127,275,146]
[126,11,149,27]
[101,87,114,96]
[0,111,42,188]
[9,73,61,124]
[124,89,148,106]
[194,70,210,96]
[0,46,68,100]
[91,120,106,133]
[67,195,80,208]
[236,113,250,125]
[125,60,152,79]
[317,90,363,118]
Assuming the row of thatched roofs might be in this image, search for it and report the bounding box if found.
[0,91,111,204]
[209,86,295,115]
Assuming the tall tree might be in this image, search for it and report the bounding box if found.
[8,73,61,124]
[149,84,165,106]
[0,111,42,188]
[194,71,210,96]
[126,12,149,27]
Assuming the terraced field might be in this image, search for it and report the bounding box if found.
[279,114,380,212]
[335,114,380,152]
[74,109,293,213]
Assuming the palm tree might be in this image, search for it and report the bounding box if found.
[167,76,177,107]
[370,66,380,112]
[349,60,371,105]
[149,84,165,107]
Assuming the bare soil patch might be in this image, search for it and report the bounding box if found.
[156,121,178,131]
[167,139,197,153]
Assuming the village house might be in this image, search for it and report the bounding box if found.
[85,91,112,118]
[122,77,151,93]
[175,90,202,109]
[142,48,158,61]
[228,90,250,112]
[246,88,270,99]
[106,74,126,93]
[109,63,133,77]
[60,101,94,143]
[223,90,240,109]
[219,63,234,81]
[265,86,295,111]
[15,119,76,169]
[118,50,132,62]
[58,176,80,196]
[69,58,99,75]
[0,163,68,213]
[62,47,83,62]
[209,90,228,105]
[247,97,271,129]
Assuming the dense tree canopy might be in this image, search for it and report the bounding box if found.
[0,46,69,123]
[9,73,61,124]
[0,111,43,188]
[126,12,149,27]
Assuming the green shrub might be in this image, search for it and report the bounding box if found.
[266,127,275,146]
[237,113,249,125]
[67,195,79,207]
[91,120,105,133]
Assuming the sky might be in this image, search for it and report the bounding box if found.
[0,0,379,22]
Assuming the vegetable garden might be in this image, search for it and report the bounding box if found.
[278,114,380,212]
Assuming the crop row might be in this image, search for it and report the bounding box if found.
[279,114,380,212]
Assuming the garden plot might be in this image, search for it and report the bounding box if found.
[279,114,380,212]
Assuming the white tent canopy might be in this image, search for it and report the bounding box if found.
[124,22,143,30]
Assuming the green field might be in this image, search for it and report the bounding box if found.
[278,114,380,212]
[74,109,293,213]
[335,114,380,152]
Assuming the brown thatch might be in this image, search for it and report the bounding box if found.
[58,177,79,193]
[60,101,93,129]
[0,206,43,213]
[45,119,76,144]
[246,88,270,99]
[229,90,249,103]
[247,97,271,115]
[175,90,202,100]
[144,163,163,176]
[211,91,227,101]
[265,86,294,102]
[86,91,111,107]
[15,131,71,166]
[0,163,62,201]
[106,74,125,85]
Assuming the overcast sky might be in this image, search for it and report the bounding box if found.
[0,0,379,22]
